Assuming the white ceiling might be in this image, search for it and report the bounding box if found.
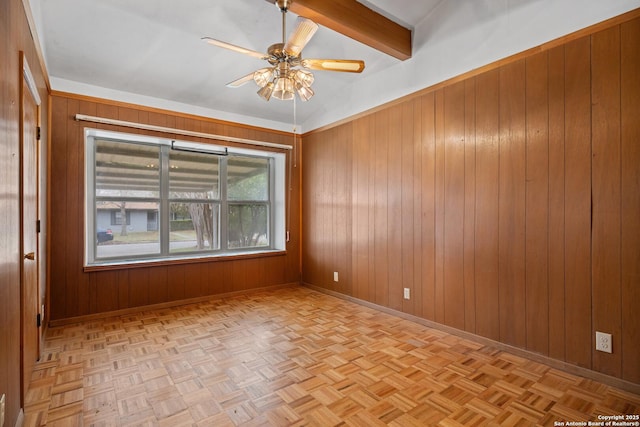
[30,0,640,132]
[33,0,439,130]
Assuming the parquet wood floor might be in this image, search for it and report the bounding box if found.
[24,286,639,426]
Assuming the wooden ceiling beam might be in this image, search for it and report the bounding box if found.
[267,0,412,60]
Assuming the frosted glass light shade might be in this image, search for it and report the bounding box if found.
[253,68,274,88]
[257,81,275,101]
[295,83,314,101]
[272,77,294,100]
[292,69,314,87]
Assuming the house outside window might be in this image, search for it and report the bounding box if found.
[84,129,286,266]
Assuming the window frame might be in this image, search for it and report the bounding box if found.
[84,128,286,267]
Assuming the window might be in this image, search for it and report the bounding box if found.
[110,210,131,226]
[85,129,286,266]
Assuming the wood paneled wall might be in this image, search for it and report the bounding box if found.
[49,94,301,321]
[1,0,49,424]
[301,15,640,384]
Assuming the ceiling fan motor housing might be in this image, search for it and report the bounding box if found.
[267,43,302,67]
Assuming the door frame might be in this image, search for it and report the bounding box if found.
[19,51,42,404]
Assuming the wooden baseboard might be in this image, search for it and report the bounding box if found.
[302,283,640,396]
[48,282,299,327]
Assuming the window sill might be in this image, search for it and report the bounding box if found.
[83,249,288,273]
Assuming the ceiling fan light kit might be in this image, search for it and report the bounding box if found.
[202,0,365,102]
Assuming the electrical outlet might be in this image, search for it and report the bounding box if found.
[333,271,338,282]
[595,331,612,353]
[1,393,6,427]
[403,288,410,300]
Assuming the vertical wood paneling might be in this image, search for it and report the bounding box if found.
[412,98,423,318]
[474,70,501,341]
[620,17,640,384]
[591,26,622,377]
[352,117,370,301]
[319,129,332,289]
[301,133,318,286]
[65,98,82,318]
[167,264,185,302]
[242,258,265,290]
[128,268,149,307]
[387,104,403,311]
[525,51,550,355]
[564,36,592,369]
[147,111,167,129]
[498,60,527,348]
[300,12,640,387]
[117,269,129,309]
[264,255,286,287]
[336,124,352,295]
[316,130,328,289]
[401,100,415,315]
[420,93,436,321]
[374,111,389,307]
[184,264,204,298]
[463,78,477,333]
[0,0,17,417]
[547,45,566,361]
[367,117,377,302]
[93,271,119,313]
[148,266,168,305]
[320,129,332,290]
[323,128,335,290]
[203,261,227,294]
[231,259,247,291]
[443,82,466,330]
[434,89,445,324]
[50,97,68,320]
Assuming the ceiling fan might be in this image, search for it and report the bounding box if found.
[202,0,365,102]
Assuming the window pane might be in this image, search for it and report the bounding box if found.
[170,150,219,199]
[87,130,285,266]
[227,156,268,201]
[228,204,268,248]
[96,140,160,198]
[170,202,220,252]
[96,201,160,258]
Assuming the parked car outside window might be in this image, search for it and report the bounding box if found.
[97,228,113,243]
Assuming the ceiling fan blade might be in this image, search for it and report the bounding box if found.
[226,72,255,88]
[202,37,267,60]
[284,17,319,57]
[301,59,365,73]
